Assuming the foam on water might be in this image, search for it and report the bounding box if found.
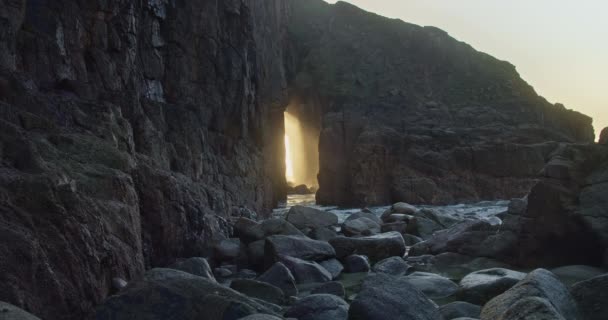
[273,194,509,224]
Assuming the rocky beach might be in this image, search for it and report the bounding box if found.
[0,0,607,319]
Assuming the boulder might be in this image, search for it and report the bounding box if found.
[329,232,406,263]
[214,239,241,263]
[96,272,275,320]
[257,262,298,298]
[144,268,204,282]
[311,281,346,298]
[407,252,512,280]
[550,265,607,286]
[284,294,349,320]
[286,206,339,230]
[380,222,408,234]
[403,272,459,299]
[319,258,344,279]
[571,273,608,320]
[383,214,410,223]
[402,234,423,246]
[343,255,370,273]
[168,257,215,282]
[230,279,285,305]
[439,302,481,320]
[279,255,332,284]
[497,297,566,320]
[457,268,526,305]
[372,256,411,276]
[237,218,305,244]
[480,269,579,320]
[309,227,339,241]
[264,235,335,266]
[600,127,608,145]
[392,202,417,215]
[0,301,41,320]
[345,211,382,225]
[342,217,381,237]
[406,216,445,239]
[348,274,441,320]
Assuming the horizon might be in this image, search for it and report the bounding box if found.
[326,0,607,139]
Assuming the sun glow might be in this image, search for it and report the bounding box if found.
[285,134,294,182]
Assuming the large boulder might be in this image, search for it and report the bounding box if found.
[319,258,344,279]
[372,256,411,276]
[286,206,339,230]
[284,294,349,320]
[599,127,608,145]
[96,271,275,320]
[571,273,608,320]
[406,216,445,239]
[236,218,305,244]
[403,272,459,299]
[342,217,381,237]
[391,203,417,215]
[348,274,441,320]
[457,268,527,305]
[480,269,579,320]
[311,281,346,298]
[167,258,216,282]
[264,235,335,266]
[229,279,285,305]
[550,265,607,286]
[0,301,41,320]
[408,252,512,280]
[257,262,298,298]
[329,232,406,263]
[345,211,382,225]
[343,255,370,273]
[497,297,566,320]
[439,302,481,320]
[279,255,332,284]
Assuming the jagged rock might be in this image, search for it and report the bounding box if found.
[319,258,344,279]
[311,281,346,298]
[284,294,349,320]
[0,301,41,320]
[279,255,332,284]
[168,258,216,282]
[329,232,406,263]
[230,279,285,305]
[345,211,382,225]
[342,217,381,237]
[571,273,608,320]
[372,257,411,276]
[285,206,338,230]
[348,274,441,320]
[439,302,481,320]
[264,235,335,266]
[96,272,275,320]
[480,269,579,320]
[257,262,298,298]
[457,268,527,305]
[403,272,459,299]
[343,255,370,273]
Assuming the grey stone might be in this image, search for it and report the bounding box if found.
[403,272,459,299]
[343,255,370,273]
[168,258,216,282]
[257,262,298,298]
[319,258,344,279]
[372,256,410,276]
[345,211,382,225]
[329,232,406,263]
[439,302,481,320]
[457,268,526,305]
[342,217,381,237]
[284,294,348,320]
[279,255,332,284]
[230,279,285,305]
[571,273,608,320]
[0,301,41,320]
[265,235,335,266]
[311,281,346,298]
[286,206,339,230]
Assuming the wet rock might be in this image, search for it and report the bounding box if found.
[230,279,285,305]
[380,222,408,234]
[286,206,339,230]
[329,232,406,263]
[372,256,411,276]
[403,272,459,299]
[439,302,481,320]
[392,202,417,215]
[0,301,41,320]
[319,259,344,279]
[406,216,445,239]
[348,274,441,320]
[344,255,370,273]
[571,273,608,320]
[279,255,332,284]
[345,211,382,225]
[168,257,215,282]
[96,272,275,320]
[342,217,381,237]
[264,235,335,266]
[457,268,526,305]
[408,253,512,280]
[284,294,349,320]
[257,262,298,298]
[238,219,305,244]
[311,281,346,298]
[481,269,579,320]
[309,227,339,241]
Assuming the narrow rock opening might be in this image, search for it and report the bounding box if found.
[283,103,320,193]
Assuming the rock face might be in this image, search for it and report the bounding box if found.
[287,0,594,207]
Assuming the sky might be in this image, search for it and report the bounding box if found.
[325,0,607,139]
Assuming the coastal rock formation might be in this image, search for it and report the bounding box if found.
[287,0,594,206]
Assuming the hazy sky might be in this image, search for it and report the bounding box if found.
[325,0,607,139]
